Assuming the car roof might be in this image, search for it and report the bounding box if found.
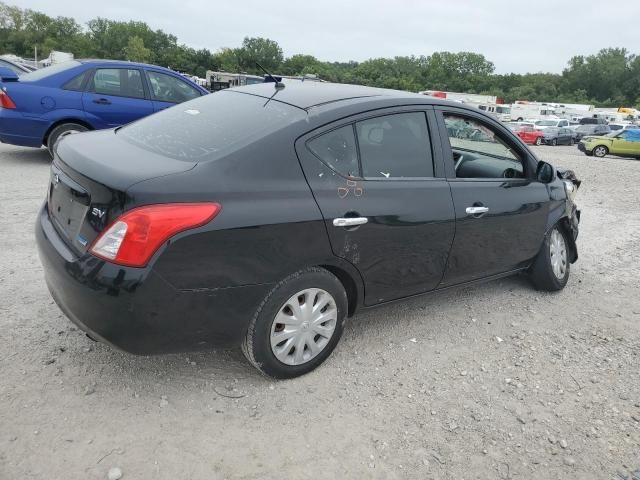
[78,59,174,70]
[232,81,454,110]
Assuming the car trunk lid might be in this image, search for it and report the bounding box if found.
[48,129,197,254]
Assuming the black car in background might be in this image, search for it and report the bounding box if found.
[36,82,581,378]
[575,124,611,141]
[543,127,576,146]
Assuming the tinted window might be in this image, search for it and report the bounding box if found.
[307,125,358,177]
[356,112,433,179]
[63,71,88,91]
[147,71,201,103]
[92,68,145,99]
[621,130,640,141]
[118,90,305,162]
[443,113,524,179]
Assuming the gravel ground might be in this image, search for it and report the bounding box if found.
[1,142,639,480]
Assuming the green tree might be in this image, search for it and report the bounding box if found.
[235,37,283,73]
[123,35,151,63]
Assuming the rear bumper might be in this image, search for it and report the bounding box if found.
[35,204,272,354]
[0,110,49,147]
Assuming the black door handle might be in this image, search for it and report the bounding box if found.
[93,98,111,105]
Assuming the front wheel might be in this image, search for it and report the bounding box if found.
[593,145,608,158]
[551,139,558,146]
[529,226,570,291]
[241,268,348,378]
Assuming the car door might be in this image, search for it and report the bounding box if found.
[613,130,640,155]
[82,67,153,128]
[434,108,551,286]
[295,108,456,305]
[144,70,203,112]
[560,128,571,144]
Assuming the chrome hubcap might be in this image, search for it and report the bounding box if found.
[549,229,567,280]
[270,288,337,366]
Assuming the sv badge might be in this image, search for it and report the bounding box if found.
[91,207,106,219]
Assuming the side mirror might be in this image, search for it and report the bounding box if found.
[536,161,555,184]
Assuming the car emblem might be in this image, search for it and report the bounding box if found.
[91,207,106,219]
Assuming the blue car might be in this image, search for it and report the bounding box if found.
[0,59,209,157]
[0,56,34,76]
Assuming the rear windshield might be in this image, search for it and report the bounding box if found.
[20,61,81,82]
[118,91,306,161]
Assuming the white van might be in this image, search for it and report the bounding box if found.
[534,119,570,130]
[477,104,512,122]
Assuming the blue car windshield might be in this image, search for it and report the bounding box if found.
[20,61,81,82]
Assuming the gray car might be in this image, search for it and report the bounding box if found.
[543,127,576,146]
[574,124,611,141]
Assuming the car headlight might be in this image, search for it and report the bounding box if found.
[563,180,577,201]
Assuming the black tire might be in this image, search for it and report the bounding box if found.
[551,138,558,146]
[534,137,542,146]
[569,138,574,146]
[241,267,348,379]
[593,145,608,158]
[47,123,88,158]
[529,225,570,291]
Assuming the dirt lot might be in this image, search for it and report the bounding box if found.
[1,142,639,480]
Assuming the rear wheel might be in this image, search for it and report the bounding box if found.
[529,225,570,291]
[569,137,574,146]
[47,123,88,159]
[241,268,348,378]
[593,145,608,158]
[534,137,542,146]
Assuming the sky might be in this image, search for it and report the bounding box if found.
[14,0,640,74]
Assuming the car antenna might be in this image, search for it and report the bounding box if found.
[256,62,284,89]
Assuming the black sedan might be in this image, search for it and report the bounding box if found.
[574,124,611,141]
[36,82,581,378]
[542,127,576,146]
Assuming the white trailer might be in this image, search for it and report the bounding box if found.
[39,51,74,67]
[510,102,558,122]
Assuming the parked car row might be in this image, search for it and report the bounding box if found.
[0,59,209,157]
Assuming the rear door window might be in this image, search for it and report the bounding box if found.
[146,71,201,103]
[63,71,89,91]
[91,68,145,99]
[307,125,359,177]
[355,112,434,179]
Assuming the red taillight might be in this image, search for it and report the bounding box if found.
[90,203,221,268]
[0,90,16,109]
